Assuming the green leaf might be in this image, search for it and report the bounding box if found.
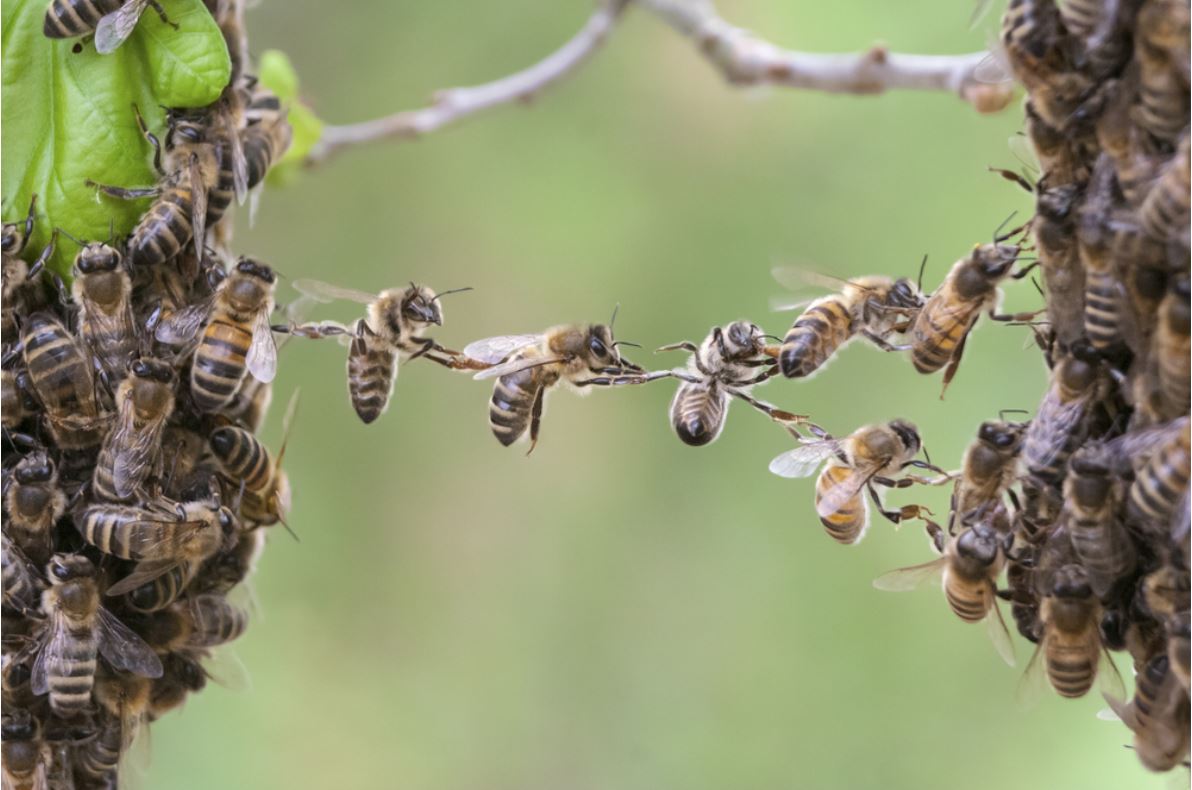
[258,48,324,185]
[1,0,231,278]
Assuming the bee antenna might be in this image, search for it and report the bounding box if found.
[55,227,86,247]
[613,340,641,349]
[761,334,784,343]
[917,254,929,292]
[999,409,1029,421]
[992,211,1018,243]
[922,446,934,466]
[609,303,620,330]
[431,286,473,302]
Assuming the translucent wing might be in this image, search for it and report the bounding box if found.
[292,278,378,306]
[772,266,883,294]
[96,607,163,678]
[872,557,945,592]
[199,647,252,692]
[94,0,150,53]
[227,114,249,204]
[246,309,278,383]
[1026,393,1091,470]
[768,441,837,478]
[111,411,166,499]
[1097,647,1127,703]
[472,353,562,381]
[462,334,543,365]
[154,298,213,344]
[816,464,878,520]
[1015,643,1048,709]
[106,559,184,598]
[986,601,1017,667]
[30,612,69,696]
[188,154,207,252]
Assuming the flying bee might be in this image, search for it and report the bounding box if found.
[1120,416,1191,531]
[43,0,176,53]
[1020,341,1103,482]
[769,420,946,545]
[155,257,278,412]
[1077,156,1126,353]
[1,535,42,615]
[3,452,66,563]
[0,709,49,790]
[209,390,298,530]
[65,231,138,382]
[288,279,471,424]
[76,671,152,784]
[92,357,176,502]
[908,232,1030,395]
[30,554,162,717]
[874,518,1017,666]
[465,317,650,453]
[656,320,806,447]
[2,196,54,343]
[1063,447,1135,599]
[1104,654,1191,772]
[1133,0,1192,145]
[20,312,106,455]
[950,418,1027,528]
[771,269,924,379]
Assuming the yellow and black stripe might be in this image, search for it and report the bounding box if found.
[670,380,727,447]
[348,320,397,424]
[43,0,123,38]
[779,296,853,378]
[488,356,540,446]
[48,624,99,716]
[815,464,866,545]
[192,317,253,412]
[1129,424,1191,524]
[127,182,197,268]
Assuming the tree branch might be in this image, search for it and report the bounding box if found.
[307,0,1010,165]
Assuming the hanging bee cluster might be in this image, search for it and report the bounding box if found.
[2,1,295,786]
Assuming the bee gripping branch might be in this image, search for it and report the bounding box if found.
[306,0,1008,165]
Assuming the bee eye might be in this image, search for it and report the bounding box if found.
[50,562,71,581]
[993,432,1015,448]
[218,509,235,530]
[132,360,151,378]
[589,337,607,358]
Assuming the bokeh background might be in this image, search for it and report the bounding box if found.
[146,1,1168,788]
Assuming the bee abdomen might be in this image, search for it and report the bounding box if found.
[48,635,99,714]
[779,298,852,378]
[347,334,396,425]
[128,190,194,267]
[244,122,291,189]
[126,561,197,613]
[43,0,123,38]
[1045,647,1096,697]
[191,597,248,647]
[1083,272,1121,350]
[944,584,989,623]
[1,545,38,612]
[815,465,866,545]
[211,427,270,491]
[488,371,535,447]
[670,381,726,447]
[910,303,971,374]
[1135,71,1188,144]
[75,717,121,779]
[192,319,252,412]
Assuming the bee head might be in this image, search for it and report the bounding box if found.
[14,452,55,485]
[0,709,36,741]
[977,420,1024,451]
[887,277,922,309]
[887,419,921,456]
[401,285,442,327]
[47,554,94,584]
[1,222,21,254]
[586,325,616,365]
[165,109,209,149]
[131,357,176,385]
[724,320,762,355]
[75,243,122,275]
[235,257,275,284]
[208,427,237,461]
[955,521,1001,566]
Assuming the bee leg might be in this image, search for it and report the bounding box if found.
[713,327,730,360]
[860,329,911,353]
[20,194,37,249]
[866,483,903,525]
[26,228,57,280]
[655,341,699,354]
[84,181,162,202]
[989,308,1046,322]
[725,388,807,424]
[899,458,953,479]
[525,386,546,456]
[939,332,969,400]
[133,105,165,174]
[147,1,180,31]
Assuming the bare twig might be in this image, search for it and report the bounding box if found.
[307,1,630,164]
[307,0,1011,165]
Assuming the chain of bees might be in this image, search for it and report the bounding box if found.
[0,0,1188,785]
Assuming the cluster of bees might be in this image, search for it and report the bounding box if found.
[1,0,1188,784]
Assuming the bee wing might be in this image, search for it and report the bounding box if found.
[154,297,213,345]
[200,647,252,692]
[1029,396,1091,469]
[291,278,378,306]
[985,601,1017,667]
[246,309,279,383]
[815,463,878,522]
[1015,643,1048,710]
[462,334,543,366]
[30,612,68,696]
[94,0,150,53]
[188,154,208,251]
[872,557,945,592]
[105,559,183,598]
[111,411,165,500]
[96,607,163,678]
[768,441,837,478]
[472,353,563,381]
[227,116,249,205]
[1102,416,1189,472]
[1096,645,1127,702]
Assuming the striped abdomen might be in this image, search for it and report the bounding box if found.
[779,296,853,378]
[1069,518,1135,598]
[205,138,238,226]
[1135,67,1188,145]
[21,314,101,451]
[910,290,980,374]
[128,186,196,267]
[1083,267,1121,351]
[81,305,137,381]
[1043,630,1098,698]
[244,120,292,189]
[43,0,123,37]
[192,316,252,412]
[1129,425,1191,525]
[943,573,992,623]
[79,505,189,561]
[1157,331,1191,419]
[1021,392,1087,481]
[815,464,866,545]
[210,426,271,491]
[189,596,248,647]
[1,538,39,612]
[488,352,541,446]
[347,321,397,424]
[669,380,727,447]
[125,561,198,613]
[47,623,99,715]
[1141,141,1189,242]
[75,714,121,780]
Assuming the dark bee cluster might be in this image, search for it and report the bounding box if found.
[2,2,294,786]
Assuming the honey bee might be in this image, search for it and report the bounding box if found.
[657,321,805,446]
[1077,156,1126,352]
[999,547,1042,644]
[75,672,152,783]
[1023,562,1123,699]
[290,279,471,424]
[67,234,138,382]
[1,368,39,432]
[242,89,293,191]
[1000,0,1096,131]
[30,554,162,717]
[1123,416,1191,530]
[92,358,175,502]
[1104,654,1191,772]
[155,257,277,413]
[1033,180,1088,346]
[1020,341,1103,482]
[0,709,49,790]
[1024,100,1091,186]
[769,420,944,545]
[1,535,42,615]
[1057,0,1132,78]
[1094,77,1161,205]
[43,0,176,53]
[908,234,1028,394]
[2,196,54,343]
[20,312,106,455]
[772,270,923,379]
[148,653,207,721]
[193,527,264,597]
[3,452,66,563]
[122,559,200,614]
[209,391,298,529]
[1063,447,1135,599]
[950,418,1027,528]
[79,498,230,568]
[465,319,649,453]
[1147,279,1192,423]
[1134,0,1192,145]
[141,594,248,652]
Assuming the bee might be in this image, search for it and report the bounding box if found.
[0,709,49,790]
[92,357,175,502]
[78,498,230,571]
[769,420,944,545]
[465,319,649,453]
[242,89,293,191]
[3,452,66,563]
[908,234,1028,394]
[875,518,1017,665]
[43,0,176,53]
[1077,156,1126,352]
[1,368,39,432]
[1024,562,1122,699]
[657,321,805,446]
[1133,0,1192,145]
[1000,547,1042,644]
[2,196,54,343]
[289,279,471,424]
[75,672,152,783]
[1033,181,1088,346]
[1,535,42,615]
[209,391,298,529]
[67,234,138,382]
[30,554,162,717]
[1139,134,1190,244]
[155,257,278,413]
[950,418,1027,528]
[1,655,38,712]
[141,594,248,653]
[223,374,273,432]
[1024,100,1091,186]
[772,270,923,379]
[1095,78,1161,205]
[1000,0,1096,131]
[193,527,264,597]
[1124,416,1191,530]
[122,559,200,614]
[1063,447,1135,599]
[1142,276,1191,423]
[20,312,106,455]
[1020,342,1103,482]
[1058,0,1132,78]
[148,653,207,721]
[1105,654,1191,772]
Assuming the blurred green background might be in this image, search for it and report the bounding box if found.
[145,1,1166,788]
